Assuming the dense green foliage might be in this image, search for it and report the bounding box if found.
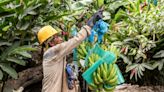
[0,0,164,85]
[109,0,164,81]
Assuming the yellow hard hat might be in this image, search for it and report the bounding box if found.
[37,25,60,44]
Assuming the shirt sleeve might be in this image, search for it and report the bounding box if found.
[43,25,91,62]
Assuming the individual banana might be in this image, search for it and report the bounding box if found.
[109,64,117,79]
[100,63,104,78]
[97,67,101,76]
[105,64,116,81]
[104,85,115,92]
[88,63,92,67]
[103,63,108,80]
[107,64,113,78]
[102,68,108,81]
[99,63,107,80]
[93,72,100,85]
[93,54,100,62]
[88,85,95,90]
[77,48,84,55]
[103,63,108,72]
[106,75,118,86]
[78,54,85,60]
[88,57,94,65]
[97,73,103,83]
[98,83,103,89]
[89,83,97,89]
[107,64,115,78]
[106,69,117,83]
[80,45,87,55]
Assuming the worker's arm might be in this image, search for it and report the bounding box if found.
[61,25,91,55]
[43,9,103,62]
[43,25,91,62]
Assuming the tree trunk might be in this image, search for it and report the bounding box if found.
[3,65,43,92]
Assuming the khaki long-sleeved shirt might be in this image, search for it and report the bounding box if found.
[42,25,91,92]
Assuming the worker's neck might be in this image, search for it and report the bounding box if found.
[44,44,50,51]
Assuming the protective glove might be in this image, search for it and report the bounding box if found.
[87,8,103,27]
[87,8,103,43]
[66,64,76,90]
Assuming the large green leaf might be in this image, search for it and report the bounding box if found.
[0,42,19,61]
[139,64,145,72]
[103,11,111,20]
[13,51,31,58]
[127,0,137,12]
[10,45,36,55]
[135,67,138,81]
[44,13,72,22]
[114,9,127,21]
[2,25,11,31]
[153,59,164,71]
[108,0,129,12]
[142,63,153,70]
[17,3,42,19]
[0,63,18,79]
[153,50,164,58]
[139,64,144,76]
[0,0,12,6]
[158,61,164,71]
[7,57,26,66]
[97,0,104,7]
[0,69,3,80]
[53,0,61,5]
[0,11,15,18]
[16,21,30,30]
[0,42,11,46]
[126,63,138,72]
[120,54,132,65]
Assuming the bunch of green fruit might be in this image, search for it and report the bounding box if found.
[85,53,118,92]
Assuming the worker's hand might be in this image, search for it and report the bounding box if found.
[87,8,103,27]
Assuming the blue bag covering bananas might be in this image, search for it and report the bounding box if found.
[88,19,109,43]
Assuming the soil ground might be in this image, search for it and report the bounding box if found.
[115,84,164,92]
[22,83,164,92]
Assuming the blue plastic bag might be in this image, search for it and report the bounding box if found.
[88,19,109,43]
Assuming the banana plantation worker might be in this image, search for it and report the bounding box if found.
[37,10,103,92]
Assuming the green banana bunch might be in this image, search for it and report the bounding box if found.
[100,44,108,51]
[77,42,88,60]
[80,44,119,92]
[87,62,118,92]
[87,53,100,67]
[100,44,120,60]
[109,44,120,57]
[100,44,120,57]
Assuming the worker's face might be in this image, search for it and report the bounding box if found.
[48,34,63,46]
[54,35,63,44]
